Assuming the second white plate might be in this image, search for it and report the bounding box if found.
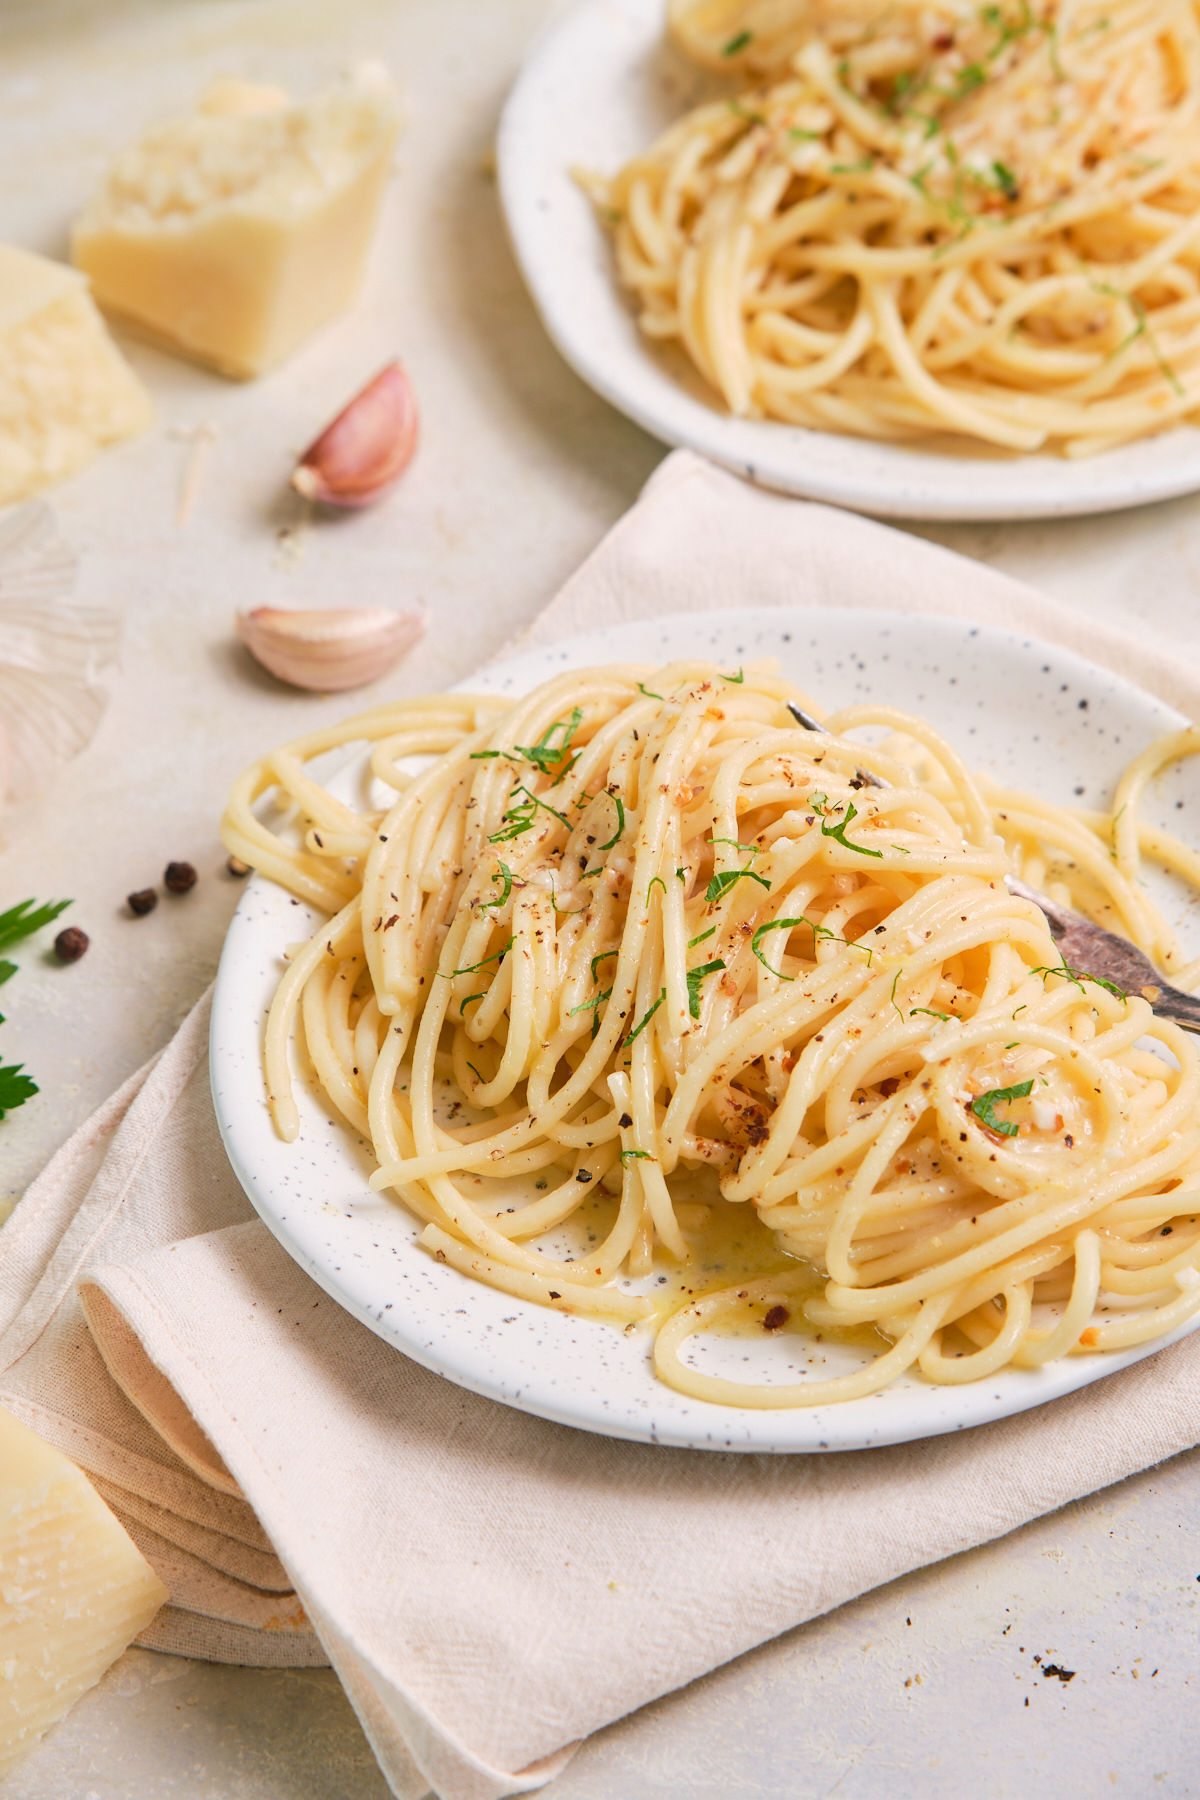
[497,0,1200,522]
[211,607,1200,1452]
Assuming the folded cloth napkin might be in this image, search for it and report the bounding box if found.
[5,449,1200,1800]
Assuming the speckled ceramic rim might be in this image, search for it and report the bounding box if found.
[211,608,1200,1452]
[497,0,1200,523]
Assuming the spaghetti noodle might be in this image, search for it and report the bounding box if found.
[585,0,1200,454]
[222,663,1200,1407]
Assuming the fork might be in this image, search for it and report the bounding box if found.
[785,700,1200,1034]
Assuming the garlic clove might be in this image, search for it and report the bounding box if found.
[291,362,418,508]
[236,604,426,691]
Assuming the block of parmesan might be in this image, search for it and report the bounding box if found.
[71,66,400,379]
[0,246,152,506]
[0,1407,167,1778]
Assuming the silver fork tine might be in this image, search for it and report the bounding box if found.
[783,699,1200,1033]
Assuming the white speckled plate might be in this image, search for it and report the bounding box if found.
[496,0,1200,523]
[211,608,1200,1452]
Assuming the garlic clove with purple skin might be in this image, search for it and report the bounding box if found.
[291,362,418,508]
[236,604,426,692]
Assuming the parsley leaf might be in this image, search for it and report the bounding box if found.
[722,28,752,54]
[513,708,583,781]
[488,784,572,843]
[811,795,883,858]
[970,1079,1033,1137]
[480,863,514,912]
[686,959,726,1019]
[0,898,71,953]
[597,792,626,853]
[625,991,665,1044]
[570,987,613,1017]
[750,917,804,979]
[1031,962,1128,1003]
[0,1061,37,1118]
[445,936,514,977]
[706,868,772,903]
[590,949,618,984]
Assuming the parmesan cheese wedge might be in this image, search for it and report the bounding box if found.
[0,246,152,506]
[0,1407,167,1778]
[71,65,400,379]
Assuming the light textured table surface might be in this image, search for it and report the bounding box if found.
[2,0,1199,1795]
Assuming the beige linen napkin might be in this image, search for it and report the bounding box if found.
[5,449,1200,1800]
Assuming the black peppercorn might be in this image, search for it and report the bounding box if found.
[127,889,157,916]
[54,926,89,963]
[164,861,197,894]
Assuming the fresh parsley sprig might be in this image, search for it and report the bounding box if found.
[0,898,74,1121]
[0,1063,37,1119]
[0,898,71,953]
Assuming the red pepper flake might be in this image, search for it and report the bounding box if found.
[762,1304,790,1331]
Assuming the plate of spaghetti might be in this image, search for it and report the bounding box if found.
[211,608,1200,1452]
[497,0,1200,519]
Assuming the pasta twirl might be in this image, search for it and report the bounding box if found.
[222,664,1200,1407]
[585,0,1200,455]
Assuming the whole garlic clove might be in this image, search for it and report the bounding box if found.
[236,604,426,691]
[291,362,418,508]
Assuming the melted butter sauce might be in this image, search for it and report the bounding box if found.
[537,1173,889,1358]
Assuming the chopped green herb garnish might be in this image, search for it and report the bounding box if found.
[890,968,904,1020]
[706,868,772,903]
[990,158,1018,200]
[480,862,514,912]
[0,961,16,988]
[812,796,884,858]
[513,708,583,782]
[469,748,519,762]
[750,917,804,979]
[570,987,613,1017]
[625,991,665,1044]
[1031,961,1128,1003]
[970,1079,1033,1137]
[648,876,667,903]
[831,157,874,175]
[911,1006,950,1022]
[460,992,486,1012]
[688,926,717,949]
[722,667,746,683]
[637,681,664,701]
[597,792,626,853]
[710,837,760,857]
[686,959,726,1019]
[445,935,514,977]
[488,783,573,843]
[722,27,753,55]
[590,949,618,983]
[620,1148,652,1163]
